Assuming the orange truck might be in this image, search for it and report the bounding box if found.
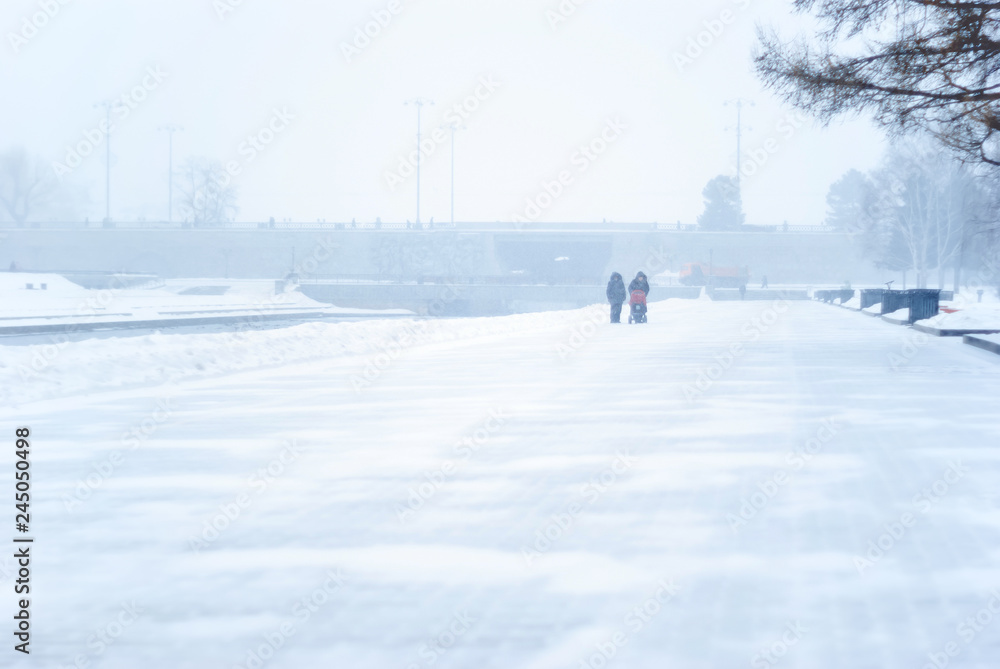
[679,262,749,288]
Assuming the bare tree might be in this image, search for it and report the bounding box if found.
[866,143,986,287]
[175,157,239,227]
[755,1,1000,166]
[0,147,58,225]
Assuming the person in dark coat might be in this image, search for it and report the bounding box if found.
[628,271,650,297]
[606,272,627,323]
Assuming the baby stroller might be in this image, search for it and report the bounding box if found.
[628,289,647,324]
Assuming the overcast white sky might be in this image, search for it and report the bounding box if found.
[1,0,888,225]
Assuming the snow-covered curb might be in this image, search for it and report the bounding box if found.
[964,333,1000,356]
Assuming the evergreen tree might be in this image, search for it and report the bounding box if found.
[697,175,745,231]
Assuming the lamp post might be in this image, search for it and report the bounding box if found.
[158,124,184,223]
[405,98,434,227]
[724,98,753,229]
[94,101,114,222]
[724,98,753,189]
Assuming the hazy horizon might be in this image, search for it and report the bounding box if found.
[2,0,888,225]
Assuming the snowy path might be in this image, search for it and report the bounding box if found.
[5,300,1000,669]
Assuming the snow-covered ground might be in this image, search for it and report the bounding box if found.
[3,300,1000,668]
[0,273,408,327]
[919,303,1000,331]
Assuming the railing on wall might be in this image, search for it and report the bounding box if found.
[3,221,840,233]
[299,274,605,286]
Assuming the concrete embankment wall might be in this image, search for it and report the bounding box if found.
[0,227,884,285]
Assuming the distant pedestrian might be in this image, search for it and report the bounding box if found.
[761,275,769,289]
[739,283,746,300]
[606,272,626,323]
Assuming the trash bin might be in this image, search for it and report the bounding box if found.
[881,290,908,316]
[906,289,941,323]
[860,289,884,310]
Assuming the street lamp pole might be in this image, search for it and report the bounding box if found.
[724,98,754,192]
[159,125,184,223]
[405,98,434,227]
[724,98,753,229]
[94,101,114,221]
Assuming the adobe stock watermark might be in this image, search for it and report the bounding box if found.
[726,418,841,532]
[546,0,588,30]
[555,305,606,359]
[674,0,754,73]
[232,570,351,669]
[188,440,304,552]
[750,621,808,669]
[888,329,932,370]
[556,241,673,359]
[395,409,508,523]
[739,110,808,183]
[62,397,175,512]
[16,271,163,384]
[521,449,637,565]
[853,460,971,575]
[213,0,246,21]
[7,0,73,54]
[59,601,145,669]
[349,320,437,392]
[340,0,410,63]
[682,299,789,403]
[577,579,680,668]
[922,590,1000,669]
[52,66,169,179]
[405,609,477,669]
[17,333,72,382]
[216,107,296,187]
[512,118,627,227]
[221,241,339,357]
[351,284,462,393]
[384,76,501,192]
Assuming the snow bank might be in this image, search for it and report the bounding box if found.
[884,308,910,322]
[0,272,87,298]
[842,296,861,309]
[862,303,882,315]
[917,304,1000,331]
[0,274,341,321]
[2,306,608,406]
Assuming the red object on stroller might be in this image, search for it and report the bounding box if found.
[628,290,647,324]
